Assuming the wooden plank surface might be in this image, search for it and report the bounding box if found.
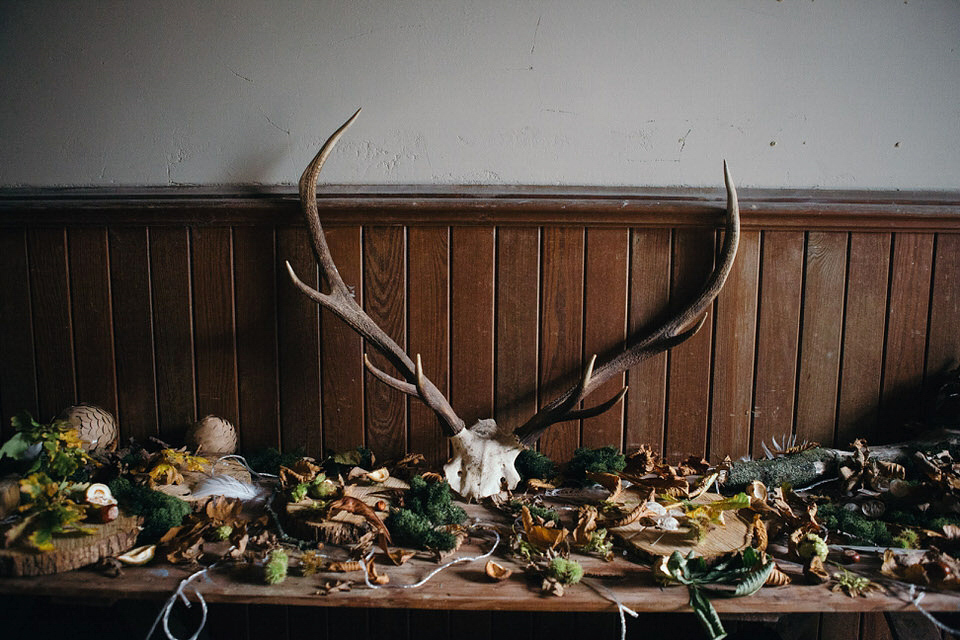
[233,226,279,451]
[881,233,934,439]
[408,226,449,467]
[149,227,196,444]
[0,228,38,435]
[363,226,406,460]
[191,227,238,426]
[819,612,860,640]
[751,231,804,457]
[67,228,117,417]
[581,228,628,450]
[624,228,671,454]
[495,228,540,434]
[837,233,891,447]
[796,232,848,447]
[709,230,760,461]
[926,233,960,415]
[28,228,75,421]
[538,227,584,462]
[276,226,322,455]
[451,227,495,426]
[665,228,716,461]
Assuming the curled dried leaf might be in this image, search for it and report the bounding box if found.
[328,496,392,545]
[315,580,353,595]
[573,506,599,546]
[765,564,792,586]
[525,478,556,491]
[804,555,830,585]
[365,557,389,585]
[877,460,906,479]
[420,472,444,484]
[604,502,649,528]
[584,472,623,501]
[484,560,513,581]
[387,548,416,566]
[366,468,390,483]
[326,560,365,572]
[750,514,769,553]
[527,526,567,550]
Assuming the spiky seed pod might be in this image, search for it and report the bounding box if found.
[264,549,289,585]
[186,415,238,454]
[60,404,118,453]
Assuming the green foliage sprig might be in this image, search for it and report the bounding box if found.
[0,411,95,480]
[6,473,94,551]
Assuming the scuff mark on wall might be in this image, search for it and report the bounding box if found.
[227,66,253,83]
[259,108,291,135]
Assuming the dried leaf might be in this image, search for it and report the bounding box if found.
[804,556,830,585]
[573,506,599,546]
[328,496,392,544]
[527,525,567,551]
[365,557,389,585]
[484,560,513,581]
[315,580,353,595]
[387,548,416,566]
[326,560,365,572]
[750,515,769,553]
[765,564,791,586]
[584,472,622,501]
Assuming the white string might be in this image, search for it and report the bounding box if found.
[583,578,639,640]
[362,526,500,590]
[212,454,278,479]
[146,565,216,640]
[904,584,960,636]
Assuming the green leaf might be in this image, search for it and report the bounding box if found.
[689,586,727,640]
[732,559,775,598]
[10,411,40,432]
[0,432,32,461]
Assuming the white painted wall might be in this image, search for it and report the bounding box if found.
[1,1,958,189]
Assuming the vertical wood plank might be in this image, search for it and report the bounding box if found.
[538,227,584,463]
[191,227,239,426]
[796,232,848,447]
[495,228,540,433]
[819,612,860,640]
[581,228,629,449]
[861,613,895,640]
[364,226,406,460]
[149,227,196,443]
[320,226,365,455]
[625,228,671,454]
[926,234,960,414]
[449,611,492,640]
[493,611,532,640]
[408,226,449,467]
[68,228,118,417]
[368,609,409,640]
[233,227,280,451]
[709,230,760,461]
[276,226,321,455]
[881,233,935,438]
[751,231,804,457]
[109,228,157,442]
[206,603,249,640]
[665,228,715,461]
[246,604,287,640]
[28,228,75,421]
[287,606,326,640]
[409,610,449,640]
[0,228,38,435]
[837,233,891,446]
[451,227,496,425]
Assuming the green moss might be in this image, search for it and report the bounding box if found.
[246,447,304,476]
[108,477,191,542]
[724,448,839,493]
[506,499,559,524]
[385,475,466,551]
[264,549,288,585]
[515,449,556,481]
[405,476,466,526]
[567,446,626,484]
[214,525,233,541]
[546,557,583,585]
[324,447,374,476]
[817,503,893,546]
[385,508,458,551]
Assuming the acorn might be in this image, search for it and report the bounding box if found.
[186,415,238,455]
[60,404,118,453]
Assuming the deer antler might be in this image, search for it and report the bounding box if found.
[285,108,465,437]
[287,110,739,500]
[513,163,740,445]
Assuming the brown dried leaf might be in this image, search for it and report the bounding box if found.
[585,472,623,502]
[625,444,660,474]
[573,506,599,546]
[326,560,365,572]
[750,515,769,553]
[528,525,567,551]
[387,548,416,566]
[525,478,556,491]
[804,556,830,585]
[315,580,353,595]
[765,564,791,586]
[365,557,389,585]
[328,496,392,545]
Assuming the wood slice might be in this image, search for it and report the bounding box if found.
[0,513,141,577]
[611,491,751,560]
[0,477,19,518]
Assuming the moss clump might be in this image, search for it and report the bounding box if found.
[567,446,626,484]
[817,503,893,546]
[724,448,839,492]
[324,447,374,476]
[507,500,559,524]
[108,477,191,542]
[264,549,288,585]
[546,557,583,585]
[386,475,467,551]
[214,525,233,541]
[515,449,556,481]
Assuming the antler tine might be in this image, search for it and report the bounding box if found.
[288,110,465,437]
[515,163,740,446]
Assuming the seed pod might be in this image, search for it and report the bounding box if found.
[186,415,238,455]
[485,560,513,581]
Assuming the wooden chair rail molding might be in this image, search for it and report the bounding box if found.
[1,187,959,468]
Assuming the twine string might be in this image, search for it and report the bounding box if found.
[146,565,216,640]
[583,578,639,640]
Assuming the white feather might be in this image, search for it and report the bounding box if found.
[190,474,270,503]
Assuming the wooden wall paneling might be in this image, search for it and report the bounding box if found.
[27,228,75,422]
[819,612,860,640]
[495,228,540,434]
[276,226,322,455]
[492,611,533,640]
[408,226,450,467]
[327,608,369,640]
[709,230,760,462]
[109,228,158,441]
[664,228,717,461]
[926,234,960,404]
[149,227,196,443]
[287,605,327,640]
[880,233,935,439]
[581,228,629,449]
[538,227,584,462]
[191,227,239,427]
[67,228,117,418]
[319,226,365,455]
[448,611,492,640]
[0,228,38,436]
[860,613,895,640]
[364,226,407,460]
[409,610,449,640]
[750,231,804,457]
[837,233,891,446]
[233,226,280,451]
[246,604,288,640]
[795,232,848,447]
[451,227,496,426]
[368,609,409,640]
[207,603,250,640]
[624,229,671,454]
